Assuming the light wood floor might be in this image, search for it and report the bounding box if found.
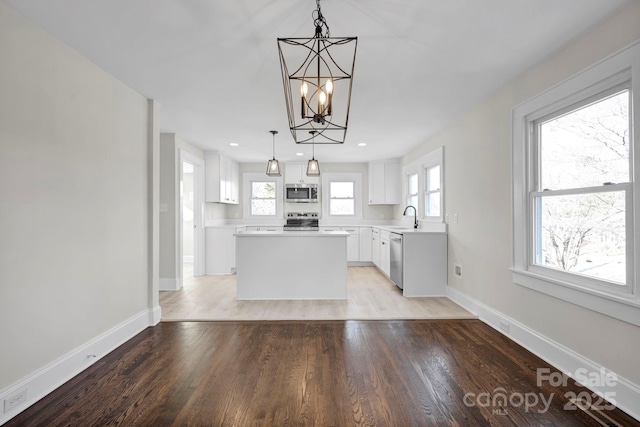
[160,265,476,321]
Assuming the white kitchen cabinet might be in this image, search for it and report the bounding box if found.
[205,151,239,204]
[285,162,319,184]
[368,159,401,205]
[380,230,391,276]
[359,227,372,262]
[342,227,360,262]
[371,228,380,267]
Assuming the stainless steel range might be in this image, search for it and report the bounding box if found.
[284,212,319,231]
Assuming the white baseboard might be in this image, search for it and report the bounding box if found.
[149,305,162,326]
[446,285,640,421]
[159,277,181,291]
[0,307,157,426]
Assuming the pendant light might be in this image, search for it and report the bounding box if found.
[278,0,357,144]
[266,130,281,177]
[306,130,320,177]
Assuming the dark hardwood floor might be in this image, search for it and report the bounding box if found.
[6,320,638,426]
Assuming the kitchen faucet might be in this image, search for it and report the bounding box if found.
[403,205,418,229]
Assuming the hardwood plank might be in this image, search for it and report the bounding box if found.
[6,320,638,427]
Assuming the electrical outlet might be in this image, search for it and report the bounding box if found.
[445,213,449,223]
[453,213,458,224]
[499,321,511,334]
[4,389,27,413]
[454,264,462,278]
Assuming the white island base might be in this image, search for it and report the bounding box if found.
[235,231,348,300]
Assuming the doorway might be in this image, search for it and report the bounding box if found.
[179,151,205,283]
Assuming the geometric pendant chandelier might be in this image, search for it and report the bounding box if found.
[278,0,357,144]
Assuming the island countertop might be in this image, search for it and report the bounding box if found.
[235,230,348,237]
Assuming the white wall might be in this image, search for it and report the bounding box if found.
[402,1,640,386]
[0,2,152,390]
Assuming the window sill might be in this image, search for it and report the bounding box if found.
[511,268,640,326]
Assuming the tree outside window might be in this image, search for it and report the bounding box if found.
[251,181,276,216]
[534,89,630,285]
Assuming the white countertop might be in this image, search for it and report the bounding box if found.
[235,230,349,237]
[209,221,446,234]
[375,226,447,235]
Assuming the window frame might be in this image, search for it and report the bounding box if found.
[511,41,640,326]
[250,180,277,216]
[242,173,283,218]
[328,180,356,216]
[424,164,442,219]
[321,173,363,219]
[407,172,419,210]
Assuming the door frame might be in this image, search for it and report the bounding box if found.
[179,150,205,278]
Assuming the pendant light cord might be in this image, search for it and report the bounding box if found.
[270,130,278,160]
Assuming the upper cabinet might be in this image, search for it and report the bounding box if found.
[368,159,401,205]
[205,151,239,204]
[285,162,319,184]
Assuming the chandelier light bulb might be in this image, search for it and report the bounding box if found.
[301,81,308,96]
[326,79,333,94]
[319,90,327,114]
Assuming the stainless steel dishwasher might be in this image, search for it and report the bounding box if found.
[389,232,403,289]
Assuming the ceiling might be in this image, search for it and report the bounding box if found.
[3,0,629,163]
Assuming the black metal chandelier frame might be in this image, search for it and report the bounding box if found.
[278,0,357,144]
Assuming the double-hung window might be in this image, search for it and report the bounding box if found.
[329,181,355,216]
[424,165,441,218]
[250,181,277,216]
[322,173,363,218]
[532,87,630,288]
[512,42,639,325]
[407,173,419,208]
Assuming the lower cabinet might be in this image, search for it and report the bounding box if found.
[320,226,360,262]
[359,227,372,262]
[371,228,380,267]
[342,227,360,262]
[380,230,390,276]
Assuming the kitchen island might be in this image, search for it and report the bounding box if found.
[234,230,348,300]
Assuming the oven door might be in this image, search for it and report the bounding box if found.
[286,185,310,202]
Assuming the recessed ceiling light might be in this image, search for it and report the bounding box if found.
[296,152,304,156]
[358,143,367,146]
[230,143,239,147]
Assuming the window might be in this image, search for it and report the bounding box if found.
[512,42,639,325]
[402,146,444,224]
[424,165,441,217]
[322,172,363,218]
[242,172,283,218]
[407,173,419,208]
[533,88,630,286]
[250,181,276,216]
[329,181,355,215]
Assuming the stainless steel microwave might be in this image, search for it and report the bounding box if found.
[285,184,318,203]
